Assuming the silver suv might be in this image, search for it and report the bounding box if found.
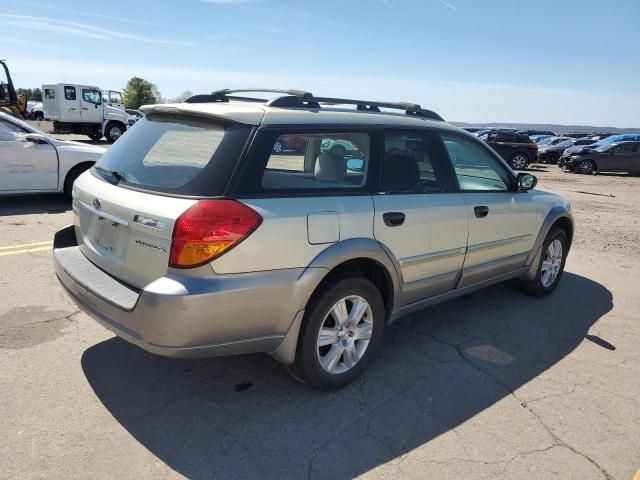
[53,89,573,390]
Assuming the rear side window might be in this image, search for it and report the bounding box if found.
[441,133,511,191]
[64,86,76,101]
[92,114,252,196]
[247,131,370,192]
[516,134,531,143]
[496,132,515,142]
[44,88,55,99]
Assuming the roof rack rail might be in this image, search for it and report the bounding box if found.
[267,95,444,121]
[185,89,444,121]
[185,88,313,105]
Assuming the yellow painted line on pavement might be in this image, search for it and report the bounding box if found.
[0,241,53,257]
[0,240,53,251]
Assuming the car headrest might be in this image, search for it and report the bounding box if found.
[382,154,419,192]
[315,152,346,183]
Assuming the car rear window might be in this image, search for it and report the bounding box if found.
[92,114,252,196]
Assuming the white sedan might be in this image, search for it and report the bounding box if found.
[0,112,105,197]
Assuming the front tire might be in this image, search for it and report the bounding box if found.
[105,122,125,143]
[509,153,529,170]
[291,276,385,390]
[518,227,568,297]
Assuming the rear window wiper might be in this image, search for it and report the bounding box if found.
[94,165,126,183]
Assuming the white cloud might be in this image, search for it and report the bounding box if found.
[9,57,640,128]
[0,14,197,46]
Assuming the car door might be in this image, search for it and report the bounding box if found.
[372,130,469,305]
[439,132,541,287]
[0,118,58,192]
[610,143,635,171]
[61,85,81,122]
[80,86,103,123]
[628,143,640,172]
[492,132,516,160]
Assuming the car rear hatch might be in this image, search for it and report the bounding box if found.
[72,108,258,289]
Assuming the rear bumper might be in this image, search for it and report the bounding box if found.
[53,225,323,359]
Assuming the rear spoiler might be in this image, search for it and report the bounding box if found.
[139,104,262,126]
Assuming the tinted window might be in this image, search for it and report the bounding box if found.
[441,133,510,191]
[82,88,101,104]
[64,86,76,101]
[258,132,370,191]
[496,132,515,142]
[382,130,451,193]
[93,115,251,196]
[615,143,633,154]
[516,134,531,143]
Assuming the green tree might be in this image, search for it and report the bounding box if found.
[122,77,160,109]
[170,90,194,103]
[16,87,43,101]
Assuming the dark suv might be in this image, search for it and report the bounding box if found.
[479,131,538,169]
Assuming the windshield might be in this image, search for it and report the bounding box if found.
[92,114,251,196]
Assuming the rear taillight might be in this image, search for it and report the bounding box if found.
[528,143,538,150]
[169,200,262,268]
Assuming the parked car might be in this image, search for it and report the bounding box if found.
[272,134,307,153]
[479,131,538,169]
[559,133,640,167]
[26,101,44,120]
[537,137,595,164]
[125,109,144,118]
[518,129,555,137]
[563,141,640,174]
[43,83,130,143]
[531,134,554,144]
[0,112,104,196]
[52,89,573,390]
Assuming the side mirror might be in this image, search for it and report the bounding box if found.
[516,172,537,191]
[24,133,48,145]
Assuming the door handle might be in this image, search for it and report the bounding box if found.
[474,206,489,218]
[383,212,405,227]
[81,107,88,110]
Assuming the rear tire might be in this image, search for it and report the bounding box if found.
[509,153,529,170]
[63,164,93,199]
[518,227,568,297]
[291,275,385,390]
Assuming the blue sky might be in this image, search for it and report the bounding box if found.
[2,0,639,127]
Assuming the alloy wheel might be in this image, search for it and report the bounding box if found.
[578,160,594,174]
[541,239,563,288]
[511,154,528,170]
[316,295,373,375]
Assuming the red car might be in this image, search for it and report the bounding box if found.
[272,134,307,153]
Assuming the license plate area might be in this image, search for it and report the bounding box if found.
[92,216,128,260]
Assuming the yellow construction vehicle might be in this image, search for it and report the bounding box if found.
[0,59,27,119]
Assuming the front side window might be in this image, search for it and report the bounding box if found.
[82,89,101,105]
[382,130,452,193]
[110,91,123,103]
[258,132,370,191]
[0,118,28,138]
[441,133,511,191]
[64,86,76,101]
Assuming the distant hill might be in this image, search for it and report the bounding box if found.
[451,121,640,135]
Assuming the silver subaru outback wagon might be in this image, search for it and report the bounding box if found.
[53,89,573,390]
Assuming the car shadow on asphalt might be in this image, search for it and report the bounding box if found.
[81,272,612,480]
[0,194,70,216]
